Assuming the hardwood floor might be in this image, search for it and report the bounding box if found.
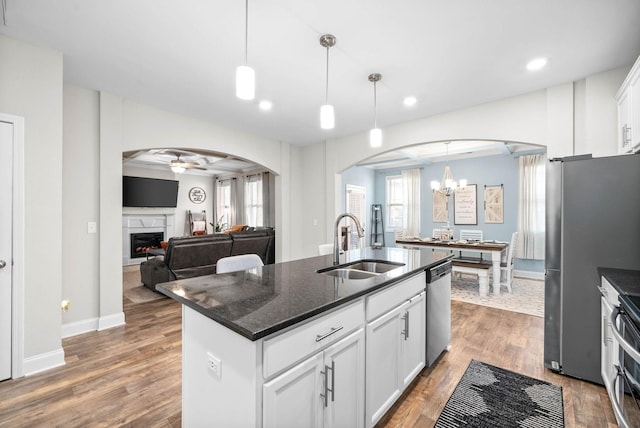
[0,278,616,427]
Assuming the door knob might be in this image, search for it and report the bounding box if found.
[0,260,6,269]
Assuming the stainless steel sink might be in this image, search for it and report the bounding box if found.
[319,268,379,280]
[317,259,405,279]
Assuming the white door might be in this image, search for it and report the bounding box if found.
[401,292,426,387]
[0,120,13,381]
[263,352,324,428]
[324,329,365,428]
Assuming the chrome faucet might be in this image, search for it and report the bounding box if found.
[333,213,365,265]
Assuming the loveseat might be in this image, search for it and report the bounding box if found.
[140,228,275,291]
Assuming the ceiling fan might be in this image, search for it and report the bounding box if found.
[169,152,206,173]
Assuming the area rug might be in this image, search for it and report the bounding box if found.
[435,360,564,428]
[124,285,166,304]
[451,275,544,317]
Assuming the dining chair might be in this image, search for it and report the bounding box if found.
[394,229,405,246]
[500,232,518,293]
[318,243,334,255]
[216,254,264,274]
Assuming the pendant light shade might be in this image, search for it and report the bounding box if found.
[368,73,382,147]
[321,104,335,129]
[319,34,336,130]
[236,65,255,100]
[369,128,382,147]
[236,0,255,100]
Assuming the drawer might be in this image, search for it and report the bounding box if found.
[263,299,364,379]
[600,277,619,307]
[366,272,425,321]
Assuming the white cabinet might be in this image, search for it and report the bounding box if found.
[365,273,426,428]
[180,269,435,427]
[401,292,426,387]
[617,54,640,153]
[264,328,365,428]
[600,277,619,390]
[366,303,403,425]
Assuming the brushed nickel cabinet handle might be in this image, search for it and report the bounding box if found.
[316,326,343,342]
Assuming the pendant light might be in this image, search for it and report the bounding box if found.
[368,73,382,147]
[430,142,467,196]
[319,34,336,130]
[236,0,255,100]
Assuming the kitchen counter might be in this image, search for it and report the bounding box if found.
[598,267,640,295]
[156,246,451,340]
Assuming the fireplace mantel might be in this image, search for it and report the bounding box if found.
[122,213,175,265]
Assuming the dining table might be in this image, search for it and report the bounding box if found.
[395,238,510,293]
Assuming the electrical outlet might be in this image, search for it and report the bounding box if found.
[207,352,222,380]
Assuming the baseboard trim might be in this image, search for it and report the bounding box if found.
[62,317,99,338]
[23,348,65,376]
[98,312,126,331]
[514,270,544,281]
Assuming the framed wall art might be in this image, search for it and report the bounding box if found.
[188,187,206,204]
[484,184,504,223]
[432,190,448,223]
[454,184,477,225]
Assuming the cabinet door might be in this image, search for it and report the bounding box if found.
[601,296,618,387]
[618,90,631,153]
[631,72,640,150]
[264,352,324,428]
[324,329,365,428]
[365,305,402,428]
[401,292,426,387]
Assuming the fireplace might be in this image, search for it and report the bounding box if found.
[122,213,174,265]
[130,232,164,259]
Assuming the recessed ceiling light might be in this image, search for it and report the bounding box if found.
[403,96,417,107]
[526,57,548,71]
[259,100,273,111]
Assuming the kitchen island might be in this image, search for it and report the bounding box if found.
[157,246,451,428]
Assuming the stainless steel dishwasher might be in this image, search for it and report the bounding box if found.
[426,261,452,366]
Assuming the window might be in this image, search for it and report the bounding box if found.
[346,184,366,249]
[386,175,403,230]
[245,174,264,227]
[215,179,232,230]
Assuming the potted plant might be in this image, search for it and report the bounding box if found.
[210,216,228,233]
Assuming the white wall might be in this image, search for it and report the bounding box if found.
[0,35,65,371]
[174,174,214,236]
[297,67,630,259]
[121,165,215,237]
[62,85,100,334]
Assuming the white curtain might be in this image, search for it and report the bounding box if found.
[401,168,421,237]
[262,172,271,227]
[517,154,545,259]
[215,178,238,229]
[244,173,263,227]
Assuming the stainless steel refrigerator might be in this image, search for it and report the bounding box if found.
[545,154,640,385]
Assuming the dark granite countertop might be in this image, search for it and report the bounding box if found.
[156,246,451,341]
[598,267,640,295]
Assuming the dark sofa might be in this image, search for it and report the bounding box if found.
[140,229,275,291]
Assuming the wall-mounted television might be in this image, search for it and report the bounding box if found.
[123,176,179,208]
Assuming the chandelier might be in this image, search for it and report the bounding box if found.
[430,142,467,196]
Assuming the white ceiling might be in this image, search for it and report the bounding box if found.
[2,0,639,150]
[123,148,259,176]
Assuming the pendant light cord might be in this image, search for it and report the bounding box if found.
[2,0,7,26]
[244,0,249,65]
[373,81,378,128]
[325,46,329,104]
